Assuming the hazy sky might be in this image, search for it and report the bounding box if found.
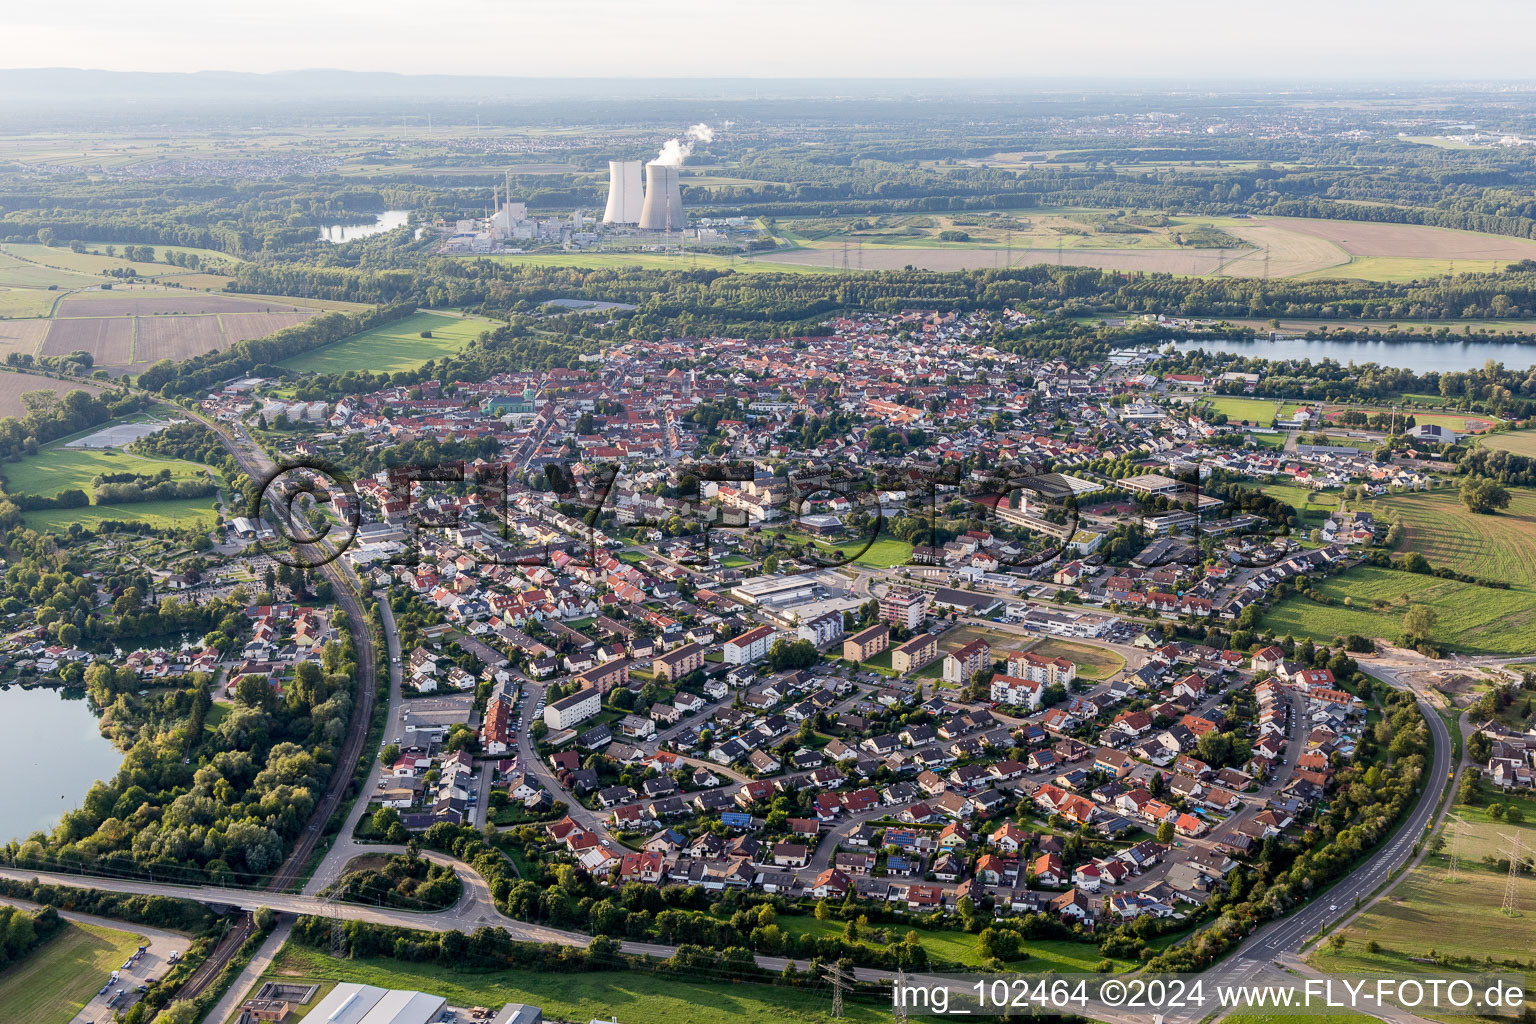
[6,0,1536,79]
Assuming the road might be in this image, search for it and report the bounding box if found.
[0,646,1459,1024]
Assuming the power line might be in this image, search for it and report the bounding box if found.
[822,962,856,1018]
[1445,813,1467,882]
[1497,831,1524,917]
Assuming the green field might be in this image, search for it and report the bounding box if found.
[0,433,223,532]
[772,914,1126,973]
[280,312,491,374]
[267,943,886,1024]
[1369,487,1536,589]
[0,920,145,1024]
[1309,797,1536,979]
[1203,396,1280,424]
[1260,565,1536,655]
[1296,256,1505,282]
[1248,482,1342,529]
[1026,638,1126,681]
[1477,429,1536,458]
[765,528,913,568]
[477,252,829,274]
[1,443,209,495]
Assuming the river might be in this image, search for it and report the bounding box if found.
[316,210,411,243]
[1166,337,1536,374]
[1,686,123,843]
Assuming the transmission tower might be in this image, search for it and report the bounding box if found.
[1446,814,1467,881]
[893,970,909,1024]
[822,963,856,1018]
[326,879,348,958]
[1498,831,1524,917]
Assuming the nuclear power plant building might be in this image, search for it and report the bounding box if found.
[602,160,643,224]
[637,162,685,231]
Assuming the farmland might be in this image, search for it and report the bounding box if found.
[1369,487,1536,589]
[0,919,145,1024]
[1309,793,1536,978]
[1259,565,1536,655]
[1476,429,1536,457]
[279,311,492,374]
[0,243,352,373]
[0,370,104,420]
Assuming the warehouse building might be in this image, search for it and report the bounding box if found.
[298,983,446,1024]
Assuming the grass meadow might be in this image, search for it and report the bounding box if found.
[1259,566,1536,655]
[1,437,223,532]
[280,312,490,374]
[0,920,144,1024]
[268,943,887,1024]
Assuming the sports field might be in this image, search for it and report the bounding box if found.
[1201,396,1280,424]
[0,920,144,1024]
[1259,565,1536,655]
[280,312,491,374]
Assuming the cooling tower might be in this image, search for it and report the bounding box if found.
[602,160,643,224]
[638,162,685,231]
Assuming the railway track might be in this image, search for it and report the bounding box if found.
[17,370,386,1013]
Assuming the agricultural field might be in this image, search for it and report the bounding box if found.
[482,251,828,274]
[1476,429,1536,457]
[0,244,352,373]
[0,371,104,420]
[1369,487,1536,589]
[0,435,223,532]
[1259,565,1536,655]
[41,314,135,363]
[1309,796,1536,977]
[279,311,492,374]
[0,920,145,1024]
[1025,638,1126,680]
[267,943,888,1024]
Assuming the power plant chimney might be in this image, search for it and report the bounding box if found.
[638,161,685,231]
[602,160,643,224]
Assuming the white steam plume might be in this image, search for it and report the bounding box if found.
[655,123,714,166]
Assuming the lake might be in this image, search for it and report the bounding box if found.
[316,209,411,243]
[1166,337,1536,374]
[1,685,123,843]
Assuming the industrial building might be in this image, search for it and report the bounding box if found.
[638,162,685,231]
[298,983,446,1024]
[602,160,644,224]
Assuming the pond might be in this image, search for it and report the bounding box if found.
[316,210,411,243]
[0,685,123,843]
[1165,336,1536,374]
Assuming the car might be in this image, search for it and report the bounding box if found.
[1329,904,1338,912]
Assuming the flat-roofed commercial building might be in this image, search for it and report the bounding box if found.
[298,983,447,1024]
